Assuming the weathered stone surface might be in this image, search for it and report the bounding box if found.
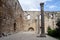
[23,11,60,34]
[0,0,24,35]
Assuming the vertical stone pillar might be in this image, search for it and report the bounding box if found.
[40,3,46,37]
[37,15,40,34]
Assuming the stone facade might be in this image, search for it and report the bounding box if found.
[0,0,24,35]
[0,0,60,36]
[23,11,60,33]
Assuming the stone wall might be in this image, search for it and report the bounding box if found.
[23,11,59,33]
[0,0,24,35]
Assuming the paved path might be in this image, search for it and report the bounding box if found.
[0,32,58,40]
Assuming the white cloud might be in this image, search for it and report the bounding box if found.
[28,9,40,11]
[48,5,57,9]
[18,0,52,11]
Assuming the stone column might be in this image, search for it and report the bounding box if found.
[37,15,40,34]
[40,3,46,37]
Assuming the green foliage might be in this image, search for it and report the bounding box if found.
[47,27,60,38]
[47,26,51,30]
[56,21,60,28]
[47,19,60,39]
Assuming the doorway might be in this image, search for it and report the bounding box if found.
[14,22,16,31]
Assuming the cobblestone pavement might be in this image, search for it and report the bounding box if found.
[0,32,58,40]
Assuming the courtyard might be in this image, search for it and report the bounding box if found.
[0,32,58,40]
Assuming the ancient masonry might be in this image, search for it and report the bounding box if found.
[0,0,60,36]
[23,11,60,33]
[0,0,24,35]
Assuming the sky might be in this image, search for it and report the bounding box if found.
[18,0,60,11]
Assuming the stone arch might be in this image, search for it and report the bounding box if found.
[28,27,34,31]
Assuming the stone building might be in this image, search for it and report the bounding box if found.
[0,0,24,35]
[23,11,60,33]
[0,0,60,37]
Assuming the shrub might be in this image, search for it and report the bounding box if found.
[47,19,60,39]
[47,27,60,38]
[47,27,54,36]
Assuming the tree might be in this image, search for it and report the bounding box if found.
[56,19,60,28]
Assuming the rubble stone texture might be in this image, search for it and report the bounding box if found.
[0,0,60,37]
[23,11,59,33]
[0,0,24,34]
